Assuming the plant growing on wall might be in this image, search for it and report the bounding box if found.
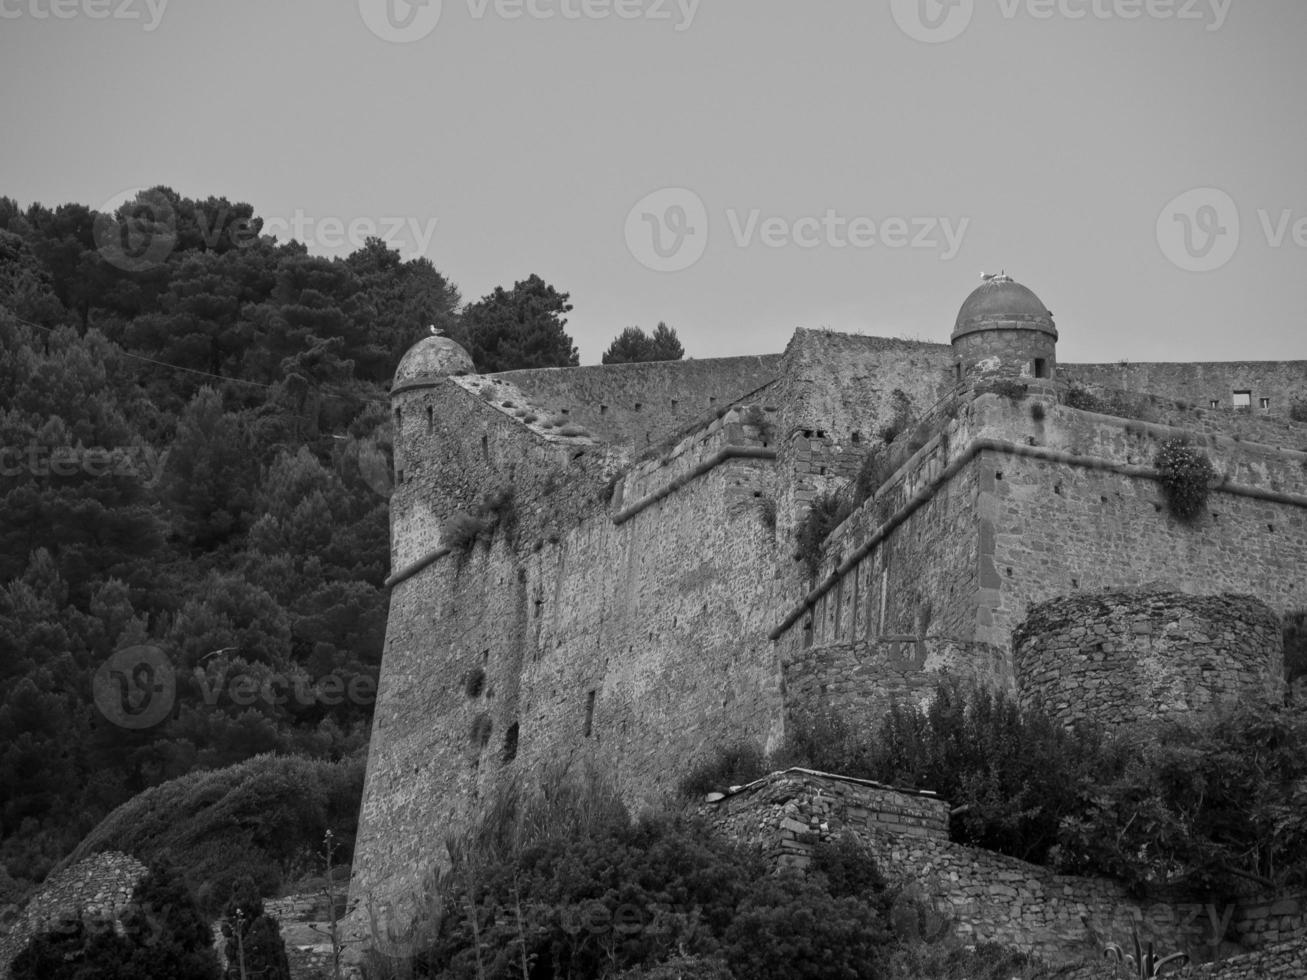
[793,490,853,579]
[1103,929,1188,978]
[1153,439,1216,522]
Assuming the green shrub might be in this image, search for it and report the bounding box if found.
[757,495,777,531]
[1053,699,1307,896]
[988,379,1028,401]
[885,941,1050,980]
[1154,439,1216,522]
[780,681,1122,868]
[794,490,853,579]
[720,871,892,980]
[557,423,588,437]
[442,511,486,551]
[220,875,292,980]
[1286,610,1307,685]
[1063,384,1107,413]
[1291,398,1307,423]
[677,742,769,799]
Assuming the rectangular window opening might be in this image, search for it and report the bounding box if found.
[1233,390,1252,410]
[1033,358,1049,379]
[583,690,596,737]
[1209,399,1220,409]
[1259,397,1271,412]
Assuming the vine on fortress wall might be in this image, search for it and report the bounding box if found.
[1153,440,1216,523]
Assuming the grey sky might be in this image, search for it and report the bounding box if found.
[2,0,1304,365]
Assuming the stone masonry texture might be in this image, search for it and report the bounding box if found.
[349,289,1307,968]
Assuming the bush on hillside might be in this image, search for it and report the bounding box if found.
[59,752,364,914]
[399,767,895,980]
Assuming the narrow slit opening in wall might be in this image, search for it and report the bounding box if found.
[1260,397,1271,412]
[481,434,488,456]
[600,404,608,415]
[583,690,596,737]
[426,406,433,433]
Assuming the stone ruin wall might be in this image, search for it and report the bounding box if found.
[698,771,1265,970]
[0,852,147,978]
[1014,591,1284,729]
[701,770,1307,977]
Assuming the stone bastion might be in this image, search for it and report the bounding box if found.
[1012,589,1284,729]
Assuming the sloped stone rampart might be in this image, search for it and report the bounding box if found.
[1014,591,1283,729]
[0,851,147,978]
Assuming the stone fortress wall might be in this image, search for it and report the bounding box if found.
[1063,361,1307,419]
[1015,591,1284,729]
[350,275,1307,972]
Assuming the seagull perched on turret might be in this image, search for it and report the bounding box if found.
[429,324,444,336]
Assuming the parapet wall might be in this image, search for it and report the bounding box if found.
[1013,591,1284,729]
[1063,361,1307,419]
[493,355,781,449]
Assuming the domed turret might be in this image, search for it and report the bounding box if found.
[393,333,475,390]
[950,274,1057,384]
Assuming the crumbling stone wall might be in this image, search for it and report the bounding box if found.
[699,772,1231,969]
[1014,591,1284,729]
[1180,936,1307,978]
[0,852,147,977]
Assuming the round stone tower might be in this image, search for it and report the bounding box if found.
[1013,589,1284,730]
[388,332,476,567]
[951,273,1057,384]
